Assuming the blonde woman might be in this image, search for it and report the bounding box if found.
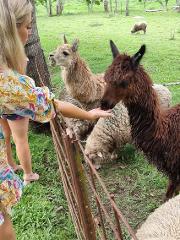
[0,0,111,239]
[0,0,38,185]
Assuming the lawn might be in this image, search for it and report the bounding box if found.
[14,1,180,239]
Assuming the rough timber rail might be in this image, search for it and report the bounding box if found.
[50,116,138,240]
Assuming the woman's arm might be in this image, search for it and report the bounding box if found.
[54,100,112,120]
[0,71,111,123]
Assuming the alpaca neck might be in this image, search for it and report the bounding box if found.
[62,56,95,103]
[67,56,92,82]
[126,84,163,152]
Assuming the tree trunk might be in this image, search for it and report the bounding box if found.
[87,1,91,13]
[176,0,180,12]
[143,0,146,9]
[25,0,51,131]
[90,0,94,12]
[56,0,64,15]
[48,0,53,16]
[104,0,109,12]
[114,0,118,13]
[45,0,49,16]
[109,0,113,12]
[25,0,51,88]
[125,0,129,16]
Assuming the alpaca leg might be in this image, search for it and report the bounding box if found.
[65,118,94,140]
[87,151,115,170]
[165,179,176,201]
[174,183,180,196]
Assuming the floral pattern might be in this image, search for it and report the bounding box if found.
[0,166,23,225]
[0,69,56,122]
[0,69,56,224]
[0,126,23,225]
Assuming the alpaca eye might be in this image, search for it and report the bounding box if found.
[63,51,69,56]
[114,80,129,88]
[121,64,127,71]
[121,61,130,71]
[120,80,129,88]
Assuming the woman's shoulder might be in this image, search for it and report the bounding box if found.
[0,69,35,87]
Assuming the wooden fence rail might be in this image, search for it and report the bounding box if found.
[50,116,138,240]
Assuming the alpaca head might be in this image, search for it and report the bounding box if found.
[101,40,146,110]
[49,35,79,68]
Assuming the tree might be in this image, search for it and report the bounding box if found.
[26,0,52,131]
[35,0,54,16]
[47,0,53,16]
[85,0,103,12]
[103,0,109,12]
[26,0,51,88]
[56,0,64,15]
[114,0,118,13]
[109,0,113,12]
[125,0,129,16]
[176,0,180,12]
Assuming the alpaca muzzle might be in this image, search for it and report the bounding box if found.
[100,99,115,110]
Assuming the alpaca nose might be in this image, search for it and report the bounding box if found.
[100,100,115,110]
[48,53,56,66]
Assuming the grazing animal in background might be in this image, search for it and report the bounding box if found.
[101,40,180,200]
[131,22,147,34]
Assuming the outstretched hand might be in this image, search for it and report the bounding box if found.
[54,100,113,121]
[88,108,113,120]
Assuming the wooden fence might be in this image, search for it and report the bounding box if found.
[50,116,138,240]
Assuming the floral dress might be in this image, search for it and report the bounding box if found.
[0,126,23,225]
[0,69,56,225]
[0,69,55,122]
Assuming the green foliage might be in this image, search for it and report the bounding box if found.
[35,0,56,6]
[35,0,47,6]
[85,0,103,6]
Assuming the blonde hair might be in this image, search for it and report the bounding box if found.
[0,0,32,74]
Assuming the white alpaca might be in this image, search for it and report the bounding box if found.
[135,194,180,240]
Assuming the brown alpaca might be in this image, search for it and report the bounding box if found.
[131,22,147,34]
[49,36,105,104]
[49,36,106,138]
[101,40,180,200]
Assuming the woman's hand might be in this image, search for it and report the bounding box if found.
[88,108,112,120]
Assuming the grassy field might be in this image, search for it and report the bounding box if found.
[14,1,180,239]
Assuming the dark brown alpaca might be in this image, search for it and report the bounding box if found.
[101,41,180,200]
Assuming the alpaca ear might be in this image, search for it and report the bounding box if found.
[110,40,120,59]
[63,34,68,44]
[72,39,79,52]
[132,44,146,68]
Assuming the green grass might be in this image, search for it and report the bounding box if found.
[13,132,77,240]
[14,1,180,239]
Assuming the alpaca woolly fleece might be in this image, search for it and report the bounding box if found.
[135,194,180,240]
[85,84,171,166]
